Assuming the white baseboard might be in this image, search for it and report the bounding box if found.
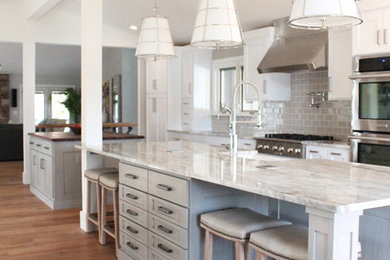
[22,171,30,185]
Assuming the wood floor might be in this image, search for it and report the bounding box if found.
[0,161,116,260]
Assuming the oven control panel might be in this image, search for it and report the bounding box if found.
[255,139,304,159]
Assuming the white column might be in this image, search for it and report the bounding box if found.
[80,0,103,232]
[22,41,36,185]
[306,207,363,260]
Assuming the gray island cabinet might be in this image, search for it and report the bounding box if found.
[83,141,390,260]
[28,132,144,209]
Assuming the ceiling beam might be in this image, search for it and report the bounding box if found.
[25,0,62,20]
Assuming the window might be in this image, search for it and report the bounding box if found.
[212,57,244,114]
[35,86,75,124]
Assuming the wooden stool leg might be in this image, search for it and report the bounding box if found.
[235,241,245,260]
[255,251,267,260]
[113,189,119,252]
[86,180,91,218]
[99,186,107,245]
[96,182,102,230]
[204,229,213,260]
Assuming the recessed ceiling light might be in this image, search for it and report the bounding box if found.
[129,25,138,31]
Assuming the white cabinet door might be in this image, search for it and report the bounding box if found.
[353,9,383,55]
[383,8,390,51]
[30,149,39,188]
[146,60,167,94]
[146,95,167,141]
[182,51,193,98]
[39,153,53,198]
[328,28,353,100]
[306,146,327,160]
[243,28,291,103]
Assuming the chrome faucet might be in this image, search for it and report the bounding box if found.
[218,81,263,154]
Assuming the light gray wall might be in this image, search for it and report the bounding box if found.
[121,48,137,133]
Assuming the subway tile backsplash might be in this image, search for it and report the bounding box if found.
[212,70,352,141]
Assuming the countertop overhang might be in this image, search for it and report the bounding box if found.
[80,140,390,213]
[29,132,144,142]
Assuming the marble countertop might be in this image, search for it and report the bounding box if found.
[81,140,390,213]
[167,129,256,140]
[302,140,350,149]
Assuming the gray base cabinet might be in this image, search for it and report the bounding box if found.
[29,136,81,209]
[117,162,270,260]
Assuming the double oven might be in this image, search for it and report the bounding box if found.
[350,54,390,167]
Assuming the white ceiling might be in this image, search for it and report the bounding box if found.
[58,0,293,45]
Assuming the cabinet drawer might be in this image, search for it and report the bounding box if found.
[148,232,188,260]
[327,148,350,162]
[120,185,148,211]
[148,214,188,249]
[148,171,189,207]
[148,195,188,228]
[120,232,148,260]
[305,146,327,159]
[120,201,148,228]
[120,216,148,245]
[148,249,167,260]
[30,138,52,156]
[119,163,148,192]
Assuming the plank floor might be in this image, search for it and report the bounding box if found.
[0,161,116,260]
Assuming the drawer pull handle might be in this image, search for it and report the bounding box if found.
[331,152,342,156]
[157,184,172,191]
[126,242,138,250]
[36,144,42,147]
[125,174,138,180]
[157,206,173,215]
[309,150,319,154]
[126,193,138,200]
[29,142,34,145]
[126,209,139,216]
[126,226,139,234]
[44,146,50,150]
[157,243,173,254]
[244,143,252,146]
[157,225,173,234]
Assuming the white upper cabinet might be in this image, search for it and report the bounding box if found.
[353,1,390,55]
[243,27,291,103]
[146,60,167,94]
[328,28,353,100]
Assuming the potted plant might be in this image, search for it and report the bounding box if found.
[61,88,81,134]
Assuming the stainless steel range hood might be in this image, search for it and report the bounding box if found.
[258,17,328,73]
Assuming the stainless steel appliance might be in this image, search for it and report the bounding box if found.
[254,134,334,159]
[350,133,390,167]
[351,53,390,133]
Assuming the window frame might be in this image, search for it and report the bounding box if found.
[35,85,76,124]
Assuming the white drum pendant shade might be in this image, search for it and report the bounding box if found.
[289,0,362,30]
[191,0,243,49]
[135,16,175,59]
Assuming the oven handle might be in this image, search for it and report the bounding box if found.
[349,136,390,144]
[350,73,390,80]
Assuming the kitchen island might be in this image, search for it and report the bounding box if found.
[28,132,143,209]
[80,140,390,260]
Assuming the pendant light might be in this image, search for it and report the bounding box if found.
[135,0,176,60]
[191,0,243,49]
[289,0,362,30]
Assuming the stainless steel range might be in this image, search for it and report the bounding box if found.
[254,134,334,158]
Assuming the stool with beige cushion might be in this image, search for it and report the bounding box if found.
[200,208,291,260]
[85,168,118,236]
[100,172,120,251]
[249,224,308,260]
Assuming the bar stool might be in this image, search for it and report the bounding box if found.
[85,168,118,233]
[200,208,291,260]
[100,172,120,251]
[249,224,308,260]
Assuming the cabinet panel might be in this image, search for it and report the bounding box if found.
[40,153,53,198]
[146,95,167,141]
[182,51,194,98]
[30,150,39,188]
[62,151,81,200]
[383,8,390,50]
[305,146,327,160]
[146,60,167,94]
[353,9,383,55]
[327,148,350,162]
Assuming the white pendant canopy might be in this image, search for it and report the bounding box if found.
[135,1,176,60]
[191,0,243,49]
[289,0,362,30]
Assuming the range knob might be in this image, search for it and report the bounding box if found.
[264,145,270,150]
[295,148,301,154]
[257,144,263,150]
[272,146,278,152]
[278,147,285,152]
[287,148,294,153]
